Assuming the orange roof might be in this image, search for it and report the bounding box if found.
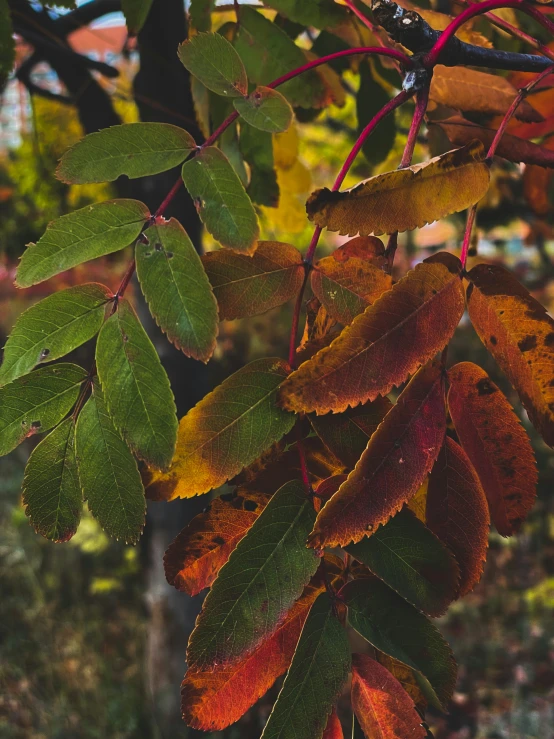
[68,25,127,55]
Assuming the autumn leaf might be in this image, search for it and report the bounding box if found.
[305,143,490,237]
[447,362,537,536]
[143,358,295,501]
[375,652,427,714]
[467,263,554,447]
[280,253,463,415]
[164,490,269,596]
[351,653,426,739]
[427,437,490,597]
[307,362,446,549]
[322,709,343,739]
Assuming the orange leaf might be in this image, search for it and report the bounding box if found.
[447,362,537,536]
[164,490,269,596]
[467,263,554,446]
[374,652,427,714]
[427,437,490,597]
[279,253,464,415]
[323,708,344,739]
[307,362,446,549]
[351,654,426,739]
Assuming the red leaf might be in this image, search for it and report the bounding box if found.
[307,362,446,549]
[427,437,490,597]
[351,654,426,739]
[447,362,537,536]
[323,708,344,739]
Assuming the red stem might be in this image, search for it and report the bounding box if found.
[424,0,554,68]
[400,86,429,168]
[460,205,477,268]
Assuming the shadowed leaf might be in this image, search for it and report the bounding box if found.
[179,32,248,97]
[121,0,153,34]
[427,437,490,597]
[202,241,304,320]
[467,263,554,447]
[164,490,269,596]
[187,480,319,669]
[261,0,347,27]
[22,418,81,542]
[307,362,446,549]
[447,362,537,536]
[0,0,15,89]
[279,252,463,414]
[189,0,214,32]
[234,86,293,133]
[240,124,280,207]
[357,59,396,168]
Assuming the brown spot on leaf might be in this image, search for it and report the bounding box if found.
[476,378,496,395]
[518,335,537,352]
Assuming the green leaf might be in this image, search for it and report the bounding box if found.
[16,200,150,288]
[179,32,248,98]
[234,87,293,134]
[0,284,112,386]
[22,418,81,542]
[136,218,218,362]
[95,299,177,470]
[182,146,259,253]
[190,0,215,32]
[187,480,320,669]
[342,578,457,710]
[0,0,15,89]
[357,59,396,168]
[346,508,460,617]
[261,0,348,28]
[233,7,326,109]
[0,364,86,456]
[261,592,351,739]
[76,385,145,544]
[202,241,304,320]
[240,124,279,207]
[310,397,392,469]
[121,0,153,35]
[57,123,197,184]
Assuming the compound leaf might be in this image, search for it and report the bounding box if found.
[234,86,293,133]
[179,31,248,97]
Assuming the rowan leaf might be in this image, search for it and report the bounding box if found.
[467,263,554,447]
[95,299,177,470]
[178,32,248,97]
[187,480,320,669]
[0,284,112,386]
[261,0,347,28]
[306,142,490,236]
[16,200,150,288]
[0,364,86,456]
[136,218,218,362]
[307,362,446,549]
[189,0,214,32]
[164,490,269,596]
[75,385,146,545]
[234,87,293,134]
[261,593,351,739]
[181,577,323,731]
[121,0,153,34]
[182,146,259,253]
[143,358,295,501]
[447,362,537,537]
[374,652,428,714]
[429,66,542,122]
[202,241,304,320]
[56,123,196,184]
[311,238,392,325]
[240,124,280,207]
[310,397,392,469]
[351,653,426,739]
[280,252,463,415]
[427,437,489,597]
[342,578,457,710]
[357,59,396,168]
[348,506,459,616]
[323,709,344,739]
[22,418,81,542]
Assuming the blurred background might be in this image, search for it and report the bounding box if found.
[1,1,554,737]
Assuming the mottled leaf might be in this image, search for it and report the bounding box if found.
[187,480,319,669]
[143,358,295,501]
[0,364,86,456]
[347,508,460,617]
[375,652,428,714]
[447,362,537,536]
[179,32,248,97]
[95,299,177,470]
[261,593,351,739]
[16,200,149,288]
[306,143,490,237]
[280,253,463,415]
[57,123,196,184]
[342,578,457,710]
[307,362,446,549]
[467,263,554,447]
[22,418,81,542]
[164,490,269,596]
[234,86,293,133]
[202,241,304,320]
[76,385,145,544]
[136,218,218,362]
[0,284,111,386]
[182,146,259,253]
[121,0,153,34]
